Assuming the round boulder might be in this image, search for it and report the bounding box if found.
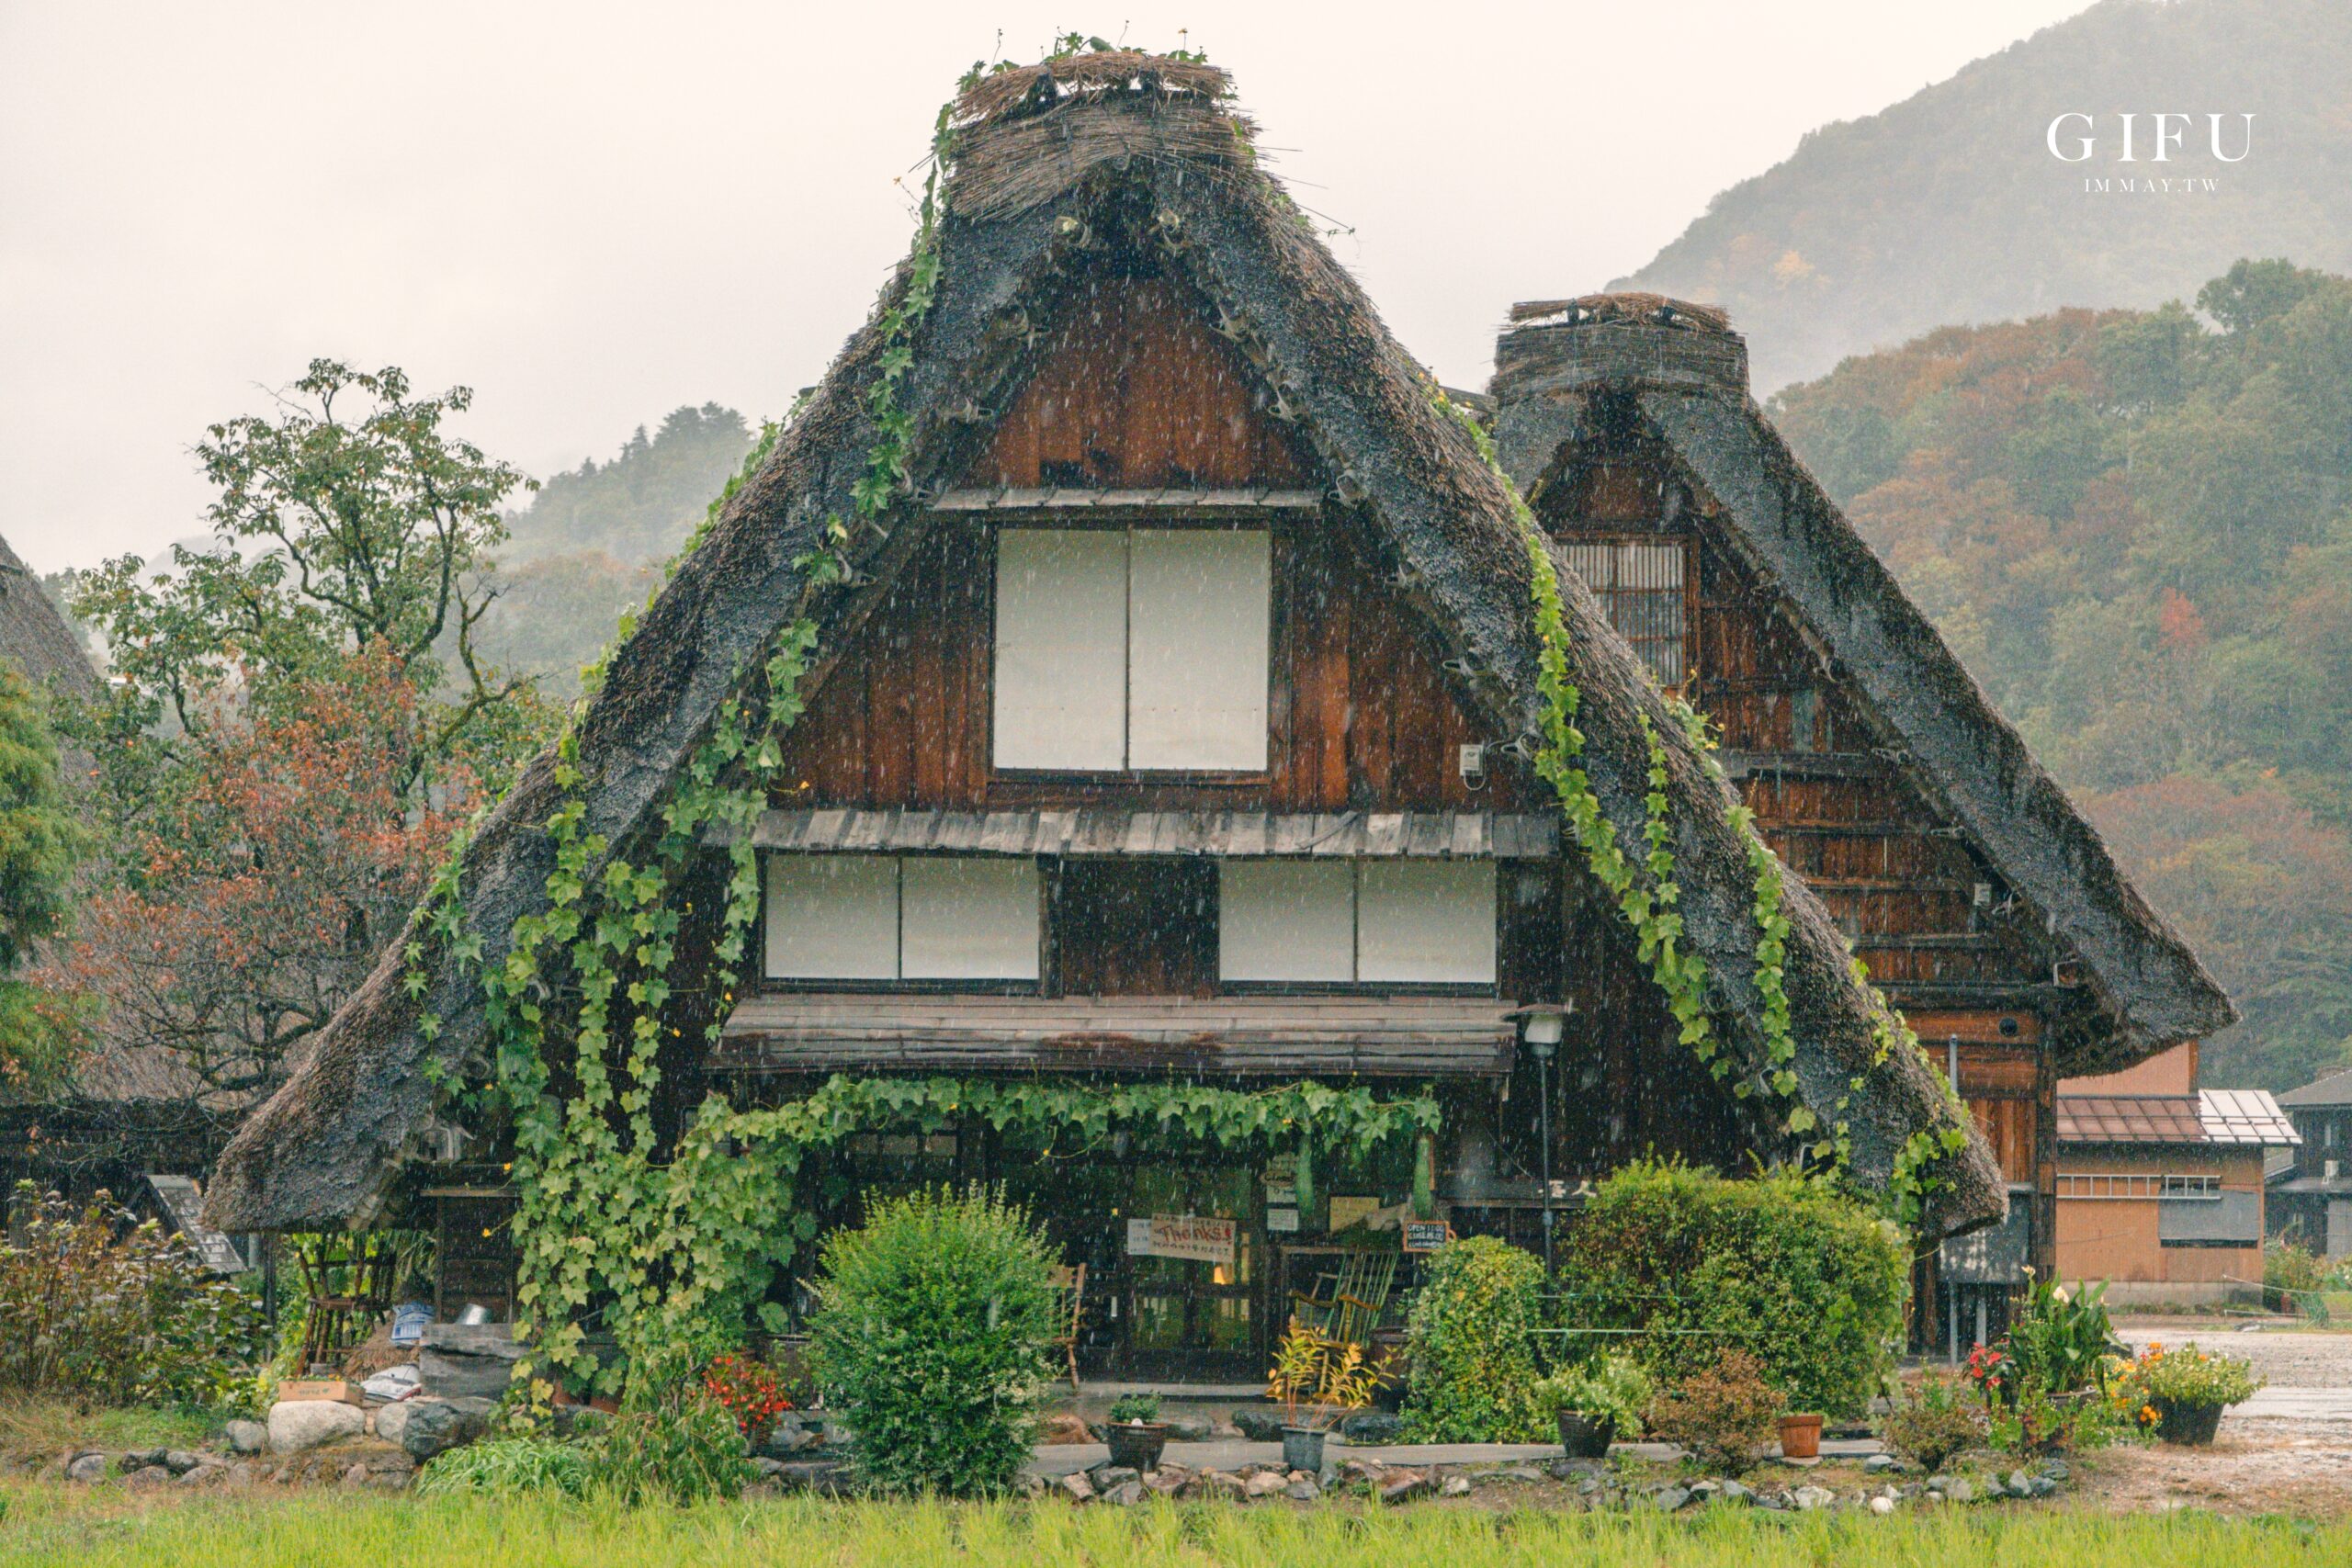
[268,1399,368,1454]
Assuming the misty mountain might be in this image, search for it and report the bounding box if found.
[1771,258,2352,1091]
[1617,0,2352,389]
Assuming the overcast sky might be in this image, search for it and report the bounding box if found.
[0,1,2101,574]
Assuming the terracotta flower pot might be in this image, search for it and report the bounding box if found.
[1556,1409,1617,1460]
[1778,1412,1824,1460]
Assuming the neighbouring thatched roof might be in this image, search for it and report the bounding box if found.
[206,56,2002,1237]
[0,534,95,699]
[1489,299,2236,1075]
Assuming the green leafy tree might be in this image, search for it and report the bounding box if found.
[0,659,90,1091]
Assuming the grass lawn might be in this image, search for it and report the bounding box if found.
[2,1484,2347,1567]
[0,1401,224,1467]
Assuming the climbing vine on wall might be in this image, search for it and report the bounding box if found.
[1434,387,1967,1225]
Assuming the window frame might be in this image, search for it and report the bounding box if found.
[1554,534,1699,689]
[987,519,1275,784]
[758,852,1046,994]
[1215,857,1501,994]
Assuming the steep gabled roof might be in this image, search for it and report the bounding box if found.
[0,534,95,698]
[1490,299,2235,1075]
[206,57,2000,1235]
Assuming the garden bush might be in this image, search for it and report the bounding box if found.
[1646,1349,1781,1474]
[1881,1371,1984,1472]
[1557,1161,1905,1418]
[0,1183,263,1406]
[807,1184,1058,1497]
[1531,1353,1654,1435]
[416,1436,597,1498]
[1397,1235,1549,1442]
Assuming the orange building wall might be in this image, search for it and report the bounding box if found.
[2053,1146,2265,1285]
[2057,1042,2198,1098]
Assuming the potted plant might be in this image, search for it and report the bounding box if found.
[2121,1342,2261,1447]
[1776,1409,1824,1460]
[1103,1392,1171,1472]
[1531,1354,1652,1460]
[1266,1323,1387,1473]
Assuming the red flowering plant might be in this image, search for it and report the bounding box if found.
[1962,1342,2017,1407]
[702,1352,795,1448]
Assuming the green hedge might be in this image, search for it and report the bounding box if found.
[1398,1235,1551,1442]
[1559,1162,1906,1419]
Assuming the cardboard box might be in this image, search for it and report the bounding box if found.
[277,1378,362,1405]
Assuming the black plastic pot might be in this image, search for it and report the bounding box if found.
[2152,1398,2225,1447]
[1281,1425,1327,1472]
[1105,1422,1170,1472]
[1556,1410,1617,1460]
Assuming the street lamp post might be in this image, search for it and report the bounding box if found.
[1517,1007,1567,1278]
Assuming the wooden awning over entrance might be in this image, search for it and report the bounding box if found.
[714,993,1518,1078]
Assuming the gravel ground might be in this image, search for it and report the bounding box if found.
[2115,1315,2352,1389]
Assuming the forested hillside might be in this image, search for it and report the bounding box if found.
[1620,0,2352,389]
[473,403,754,692]
[1771,258,2352,1091]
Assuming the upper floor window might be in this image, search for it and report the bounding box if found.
[1216,859,1496,986]
[764,854,1039,982]
[993,526,1272,773]
[1558,540,1691,686]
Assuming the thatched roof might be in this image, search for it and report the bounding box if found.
[1490,299,2236,1075]
[206,56,2002,1237]
[0,534,95,698]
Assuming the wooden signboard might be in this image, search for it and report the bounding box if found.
[1125,1214,1238,1265]
[1402,1221,1454,1254]
[145,1173,248,1274]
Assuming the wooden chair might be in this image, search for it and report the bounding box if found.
[1046,1263,1087,1391]
[1289,1251,1398,1348]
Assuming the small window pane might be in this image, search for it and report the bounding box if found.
[1357,861,1496,984]
[1558,540,1688,686]
[1220,860,1354,982]
[765,855,898,979]
[1127,529,1271,771]
[900,857,1039,980]
[994,529,1128,769]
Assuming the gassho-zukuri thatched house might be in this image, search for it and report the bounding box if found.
[205,51,2228,1374]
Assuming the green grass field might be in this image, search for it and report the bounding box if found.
[2,1485,2346,1568]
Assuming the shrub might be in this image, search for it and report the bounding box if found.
[1646,1349,1782,1474]
[807,1184,1058,1497]
[416,1436,596,1498]
[1531,1353,1654,1434]
[2121,1342,2260,1409]
[1881,1371,1984,1472]
[2265,1240,2324,1296]
[1266,1323,1387,1430]
[585,1393,753,1506]
[702,1352,793,1448]
[1397,1235,1549,1442]
[0,1183,264,1406]
[1107,1393,1161,1425]
[1557,1161,1905,1419]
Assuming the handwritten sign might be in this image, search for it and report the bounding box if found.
[1402,1221,1453,1254]
[1125,1214,1238,1265]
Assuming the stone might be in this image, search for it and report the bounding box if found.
[1870,1495,1895,1516]
[1492,1463,1547,1484]
[1286,1478,1323,1501]
[120,1448,167,1471]
[63,1452,109,1483]
[1244,1471,1289,1498]
[162,1449,201,1475]
[1102,1479,1147,1506]
[373,1402,414,1450]
[2027,1476,2059,1499]
[2007,1469,2030,1497]
[1162,1415,1215,1442]
[1792,1484,1836,1511]
[1942,1477,1976,1505]
[223,1419,268,1455]
[268,1399,368,1454]
[175,1462,226,1488]
[125,1465,175,1491]
[1863,1453,1899,1474]
[1231,1407,1286,1443]
[224,1462,257,1488]
[397,1396,493,1461]
[1035,1413,1092,1446]
[1440,1474,1471,1497]
[2038,1461,2070,1483]
[1200,1470,1248,1499]
[1375,1468,1432,1505]
[1086,1464,1139,1492]
[1057,1471,1096,1503]
[368,1469,412,1491]
[1720,1480,1752,1503]
[1144,1464,1191,1497]
[341,1462,370,1488]
[1653,1486,1692,1511]
[1338,1410,1406,1445]
[416,1323,524,1400]
[1337,1457,1388,1490]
